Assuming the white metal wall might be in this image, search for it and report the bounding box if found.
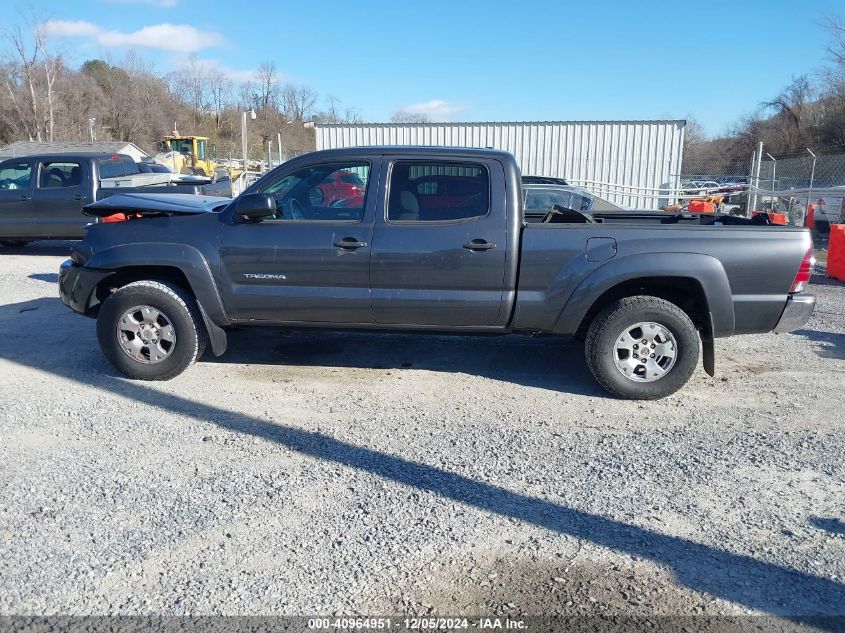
[315,120,686,208]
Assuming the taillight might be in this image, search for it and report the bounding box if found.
[789,246,815,293]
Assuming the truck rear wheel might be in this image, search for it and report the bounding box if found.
[584,296,699,400]
[96,280,208,380]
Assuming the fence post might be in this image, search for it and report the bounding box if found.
[747,150,756,215]
[806,148,817,213]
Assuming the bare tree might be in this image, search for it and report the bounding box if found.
[1,15,45,140]
[317,94,361,123]
[206,69,232,131]
[169,55,207,129]
[253,61,279,113]
[390,110,431,123]
[281,83,317,122]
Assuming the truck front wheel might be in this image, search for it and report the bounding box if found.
[96,280,208,380]
[584,296,699,400]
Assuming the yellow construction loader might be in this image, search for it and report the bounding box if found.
[159,135,214,176]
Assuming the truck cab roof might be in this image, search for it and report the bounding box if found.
[301,146,517,162]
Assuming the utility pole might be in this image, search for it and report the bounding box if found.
[241,108,256,171]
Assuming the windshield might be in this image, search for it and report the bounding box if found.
[524,186,622,214]
[169,139,194,155]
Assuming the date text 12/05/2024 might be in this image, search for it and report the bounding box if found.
[307,617,528,630]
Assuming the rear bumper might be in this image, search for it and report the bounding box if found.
[59,259,113,316]
[773,294,816,333]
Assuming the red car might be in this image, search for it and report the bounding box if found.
[316,170,366,206]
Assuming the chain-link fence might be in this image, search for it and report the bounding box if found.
[681,149,845,230]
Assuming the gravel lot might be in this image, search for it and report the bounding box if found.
[0,241,843,619]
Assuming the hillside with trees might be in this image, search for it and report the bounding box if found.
[0,15,359,160]
[684,17,845,172]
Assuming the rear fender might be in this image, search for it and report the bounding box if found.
[552,252,735,337]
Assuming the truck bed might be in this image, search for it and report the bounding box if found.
[514,217,812,337]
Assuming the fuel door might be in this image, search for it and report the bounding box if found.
[586,237,617,263]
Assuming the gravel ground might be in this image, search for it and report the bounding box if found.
[0,241,843,619]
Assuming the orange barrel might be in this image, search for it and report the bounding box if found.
[751,211,787,224]
[828,224,845,282]
[689,200,715,213]
[806,203,816,229]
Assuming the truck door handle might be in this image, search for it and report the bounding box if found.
[333,237,367,249]
[19,195,30,201]
[463,239,497,251]
[74,195,86,201]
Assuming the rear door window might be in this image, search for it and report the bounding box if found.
[0,163,32,190]
[388,162,489,222]
[39,162,82,189]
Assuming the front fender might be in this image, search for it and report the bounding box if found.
[86,242,230,328]
[552,252,735,337]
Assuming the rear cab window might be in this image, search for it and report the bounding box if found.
[98,154,138,180]
[120,156,140,175]
[99,157,125,179]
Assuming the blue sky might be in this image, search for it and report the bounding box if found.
[20,0,844,136]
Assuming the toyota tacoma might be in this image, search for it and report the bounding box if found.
[59,147,816,399]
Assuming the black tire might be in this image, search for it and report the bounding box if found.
[584,296,700,400]
[0,240,30,248]
[96,280,208,380]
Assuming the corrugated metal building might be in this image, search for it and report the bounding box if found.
[315,120,685,208]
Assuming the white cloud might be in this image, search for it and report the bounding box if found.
[44,20,100,38]
[104,0,178,7]
[44,20,222,54]
[395,99,465,122]
[97,24,223,53]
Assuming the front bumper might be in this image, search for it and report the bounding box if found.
[773,294,816,333]
[59,259,114,316]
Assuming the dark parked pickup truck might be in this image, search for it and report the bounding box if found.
[58,147,816,399]
[0,152,219,246]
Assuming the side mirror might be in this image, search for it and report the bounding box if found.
[235,192,276,220]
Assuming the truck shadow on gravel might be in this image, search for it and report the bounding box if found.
[3,296,845,624]
[810,517,845,537]
[792,329,845,360]
[212,328,606,397]
[0,241,75,257]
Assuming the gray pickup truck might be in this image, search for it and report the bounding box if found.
[0,152,223,245]
[58,147,816,399]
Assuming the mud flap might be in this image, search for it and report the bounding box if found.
[702,337,715,377]
[196,302,227,357]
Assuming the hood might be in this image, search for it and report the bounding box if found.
[83,193,231,218]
